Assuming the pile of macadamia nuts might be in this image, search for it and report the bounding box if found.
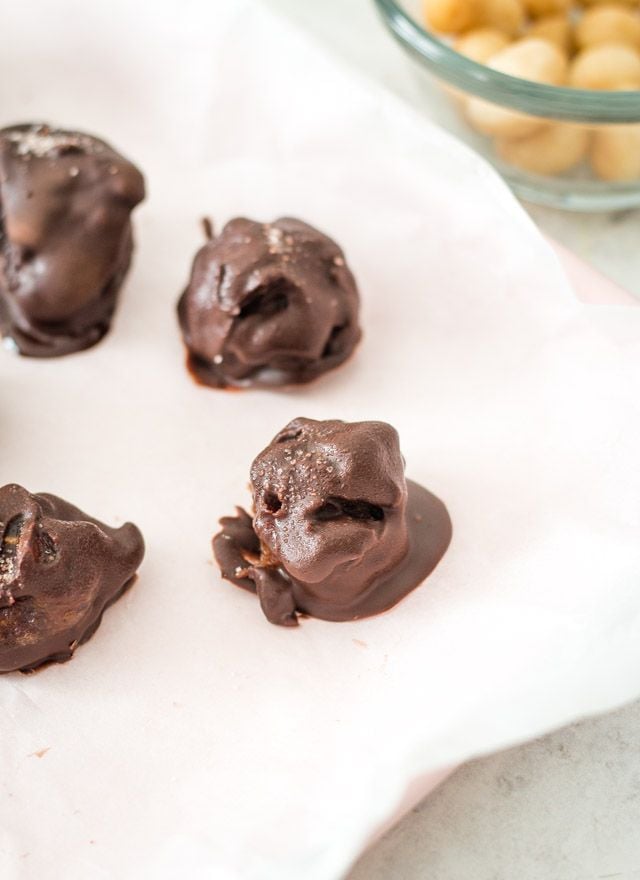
[422,0,640,181]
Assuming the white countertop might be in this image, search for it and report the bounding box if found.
[263,2,640,876]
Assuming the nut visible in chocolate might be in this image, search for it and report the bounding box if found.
[0,484,145,673]
[213,418,451,625]
[0,123,145,357]
[177,217,361,388]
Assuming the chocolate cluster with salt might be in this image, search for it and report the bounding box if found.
[213,418,451,625]
[0,123,145,357]
[178,217,361,388]
[0,484,144,673]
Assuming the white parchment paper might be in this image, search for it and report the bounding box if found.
[1,2,640,878]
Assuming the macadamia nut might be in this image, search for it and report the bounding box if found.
[465,99,544,137]
[424,0,526,33]
[423,0,484,33]
[529,14,574,52]
[489,36,569,80]
[497,123,590,172]
[580,0,638,8]
[482,0,526,35]
[591,124,640,179]
[569,42,640,88]
[523,0,571,19]
[575,5,640,50]
[466,38,568,137]
[455,27,512,60]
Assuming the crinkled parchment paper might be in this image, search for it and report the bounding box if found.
[1,2,639,878]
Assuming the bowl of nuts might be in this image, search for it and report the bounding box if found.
[374,0,640,210]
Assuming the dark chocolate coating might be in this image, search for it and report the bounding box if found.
[213,418,451,625]
[0,123,145,357]
[0,484,144,673]
[177,217,361,388]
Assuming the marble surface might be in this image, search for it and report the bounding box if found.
[348,699,640,879]
[262,1,640,877]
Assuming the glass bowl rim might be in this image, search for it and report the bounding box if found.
[373,0,640,123]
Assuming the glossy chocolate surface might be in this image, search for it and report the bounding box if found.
[0,123,145,357]
[178,217,361,388]
[213,418,451,625]
[0,484,144,673]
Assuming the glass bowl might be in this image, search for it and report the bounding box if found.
[373,0,640,211]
